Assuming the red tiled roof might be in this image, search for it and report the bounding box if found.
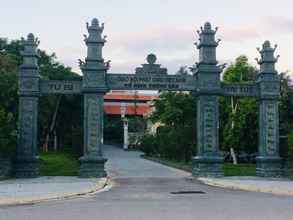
[104,105,152,116]
[103,91,157,116]
[104,93,157,101]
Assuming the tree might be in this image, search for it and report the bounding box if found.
[279,71,293,133]
[220,55,258,164]
[145,92,196,162]
[0,52,19,157]
[0,37,82,157]
[176,66,190,76]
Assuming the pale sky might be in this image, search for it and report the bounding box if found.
[1,0,293,76]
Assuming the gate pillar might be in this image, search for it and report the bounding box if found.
[79,18,108,178]
[192,23,223,177]
[16,34,40,178]
[256,41,283,177]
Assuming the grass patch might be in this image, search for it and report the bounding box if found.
[143,155,256,176]
[223,163,256,176]
[40,151,79,176]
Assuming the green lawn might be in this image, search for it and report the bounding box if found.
[223,163,256,176]
[39,152,79,176]
[143,156,256,176]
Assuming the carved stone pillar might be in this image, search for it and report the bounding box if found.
[192,22,224,177]
[16,34,40,178]
[79,18,109,178]
[256,41,283,177]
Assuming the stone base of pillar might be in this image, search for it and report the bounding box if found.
[256,156,283,177]
[192,156,223,177]
[15,157,39,178]
[79,155,107,178]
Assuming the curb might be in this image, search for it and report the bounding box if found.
[198,177,293,196]
[0,177,109,206]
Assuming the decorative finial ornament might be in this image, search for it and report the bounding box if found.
[82,18,107,64]
[27,33,34,41]
[257,40,279,64]
[194,21,219,50]
[92,18,99,25]
[20,33,40,61]
[257,40,279,74]
[204,22,212,31]
[193,22,220,66]
[146,54,157,64]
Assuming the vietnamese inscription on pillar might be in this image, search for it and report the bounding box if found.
[19,98,35,155]
[203,97,217,153]
[265,102,277,155]
[86,95,102,154]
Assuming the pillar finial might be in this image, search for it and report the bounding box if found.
[82,18,107,63]
[20,33,40,69]
[192,22,221,71]
[257,40,279,74]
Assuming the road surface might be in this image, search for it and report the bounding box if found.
[1,145,292,220]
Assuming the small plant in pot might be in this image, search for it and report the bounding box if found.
[0,110,16,179]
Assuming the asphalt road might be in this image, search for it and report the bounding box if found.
[1,145,293,220]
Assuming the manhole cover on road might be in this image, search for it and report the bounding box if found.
[170,190,206,194]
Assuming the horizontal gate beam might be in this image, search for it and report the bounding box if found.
[40,76,258,97]
[107,73,196,91]
[40,80,82,95]
[221,83,258,97]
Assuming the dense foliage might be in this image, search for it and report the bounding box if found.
[220,56,258,161]
[140,55,293,164]
[139,92,196,162]
[0,38,82,158]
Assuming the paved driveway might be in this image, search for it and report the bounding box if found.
[1,145,293,220]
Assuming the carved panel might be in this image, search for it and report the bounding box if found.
[83,71,106,88]
[84,94,103,154]
[19,78,39,93]
[19,97,37,156]
[261,82,279,96]
[265,102,278,156]
[202,97,217,153]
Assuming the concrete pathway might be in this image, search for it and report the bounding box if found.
[1,145,293,220]
[105,145,189,179]
[0,177,107,206]
[199,176,293,196]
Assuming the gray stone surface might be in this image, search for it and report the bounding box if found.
[1,145,292,220]
[192,23,224,177]
[16,33,40,178]
[0,177,107,206]
[199,176,293,196]
[256,41,282,177]
[79,18,109,177]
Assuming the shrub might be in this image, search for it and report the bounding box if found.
[139,125,195,162]
[139,134,158,156]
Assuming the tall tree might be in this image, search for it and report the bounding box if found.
[220,55,258,164]
[0,38,82,155]
[149,92,196,161]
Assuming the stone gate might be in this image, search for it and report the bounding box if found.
[16,18,283,178]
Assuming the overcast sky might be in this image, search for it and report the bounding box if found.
[1,0,293,75]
